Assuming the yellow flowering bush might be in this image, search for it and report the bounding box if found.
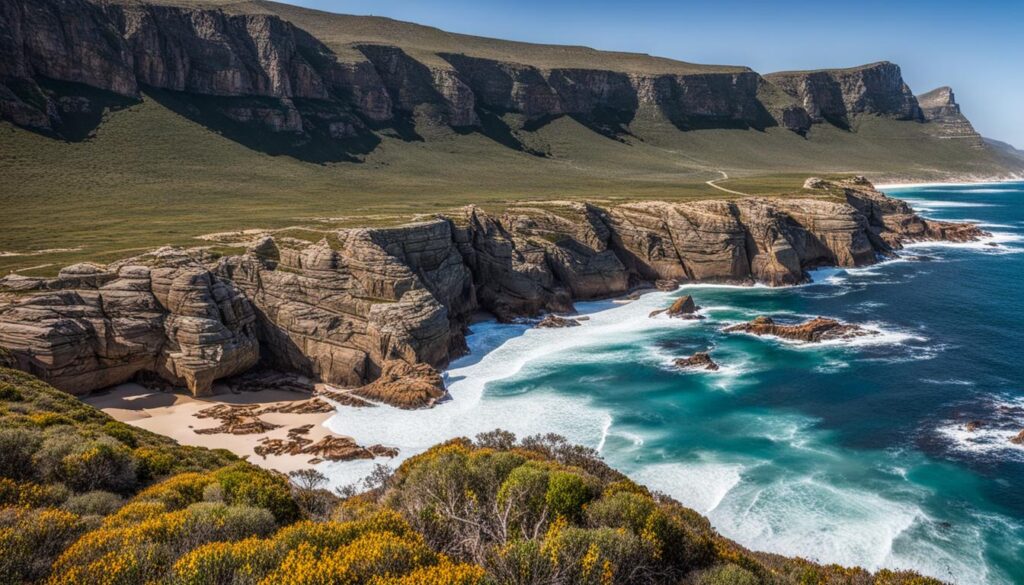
[0,507,82,583]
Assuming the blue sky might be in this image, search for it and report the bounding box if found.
[286,0,1022,147]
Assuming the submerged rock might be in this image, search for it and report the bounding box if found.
[724,316,877,343]
[674,352,720,371]
[650,295,704,319]
[965,420,985,432]
[536,315,582,328]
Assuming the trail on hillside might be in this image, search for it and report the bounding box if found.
[705,171,750,195]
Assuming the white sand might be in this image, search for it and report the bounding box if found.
[85,383,338,474]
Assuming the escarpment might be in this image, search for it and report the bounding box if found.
[2,0,965,157]
[764,62,923,128]
[0,178,986,402]
[916,86,984,147]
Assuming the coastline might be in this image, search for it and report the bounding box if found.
[84,382,346,474]
[874,176,1023,190]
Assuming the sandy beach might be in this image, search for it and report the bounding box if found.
[85,383,343,474]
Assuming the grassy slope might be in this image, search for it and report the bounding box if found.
[1,93,1012,275]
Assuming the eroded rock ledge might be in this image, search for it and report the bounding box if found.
[0,178,987,404]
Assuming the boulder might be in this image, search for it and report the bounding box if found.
[674,352,720,371]
[1010,430,1024,445]
[352,360,447,409]
[650,295,703,319]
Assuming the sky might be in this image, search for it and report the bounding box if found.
[279,0,1023,148]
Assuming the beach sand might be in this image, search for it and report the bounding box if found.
[85,383,340,474]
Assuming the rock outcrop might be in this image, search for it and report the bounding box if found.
[674,352,719,371]
[650,295,702,319]
[0,178,988,403]
[917,86,984,147]
[724,316,877,343]
[536,315,582,328]
[0,249,258,396]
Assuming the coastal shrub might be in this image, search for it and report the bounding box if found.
[134,445,178,479]
[103,420,139,447]
[695,563,760,585]
[60,441,139,493]
[215,463,299,524]
[0,381,23,401]
[542,523,646,584]
[368,558,488,585]
[262,530,437,585]
[545,469,598,522]
[0,477,66,508]
[0,507,83,583]
[0,427,42,480]
[51,502,278,584]
[170,537,281,585]
[62,490,125,517]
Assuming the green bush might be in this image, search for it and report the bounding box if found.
[545,469,597,522]
[0,382,23,401]
[214,463,300,524]
[696,563,760,585]
[102,421,139,448]
[62,490,125,517]
[0,427,42,480]
[60,441,139,494]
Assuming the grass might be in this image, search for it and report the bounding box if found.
[1,91,1016,275]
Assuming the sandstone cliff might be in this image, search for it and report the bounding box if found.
[0,179,986,401]
[917,86,984,147]
[1,0,957,157]
[764,62,923,129]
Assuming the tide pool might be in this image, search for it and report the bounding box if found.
[324,182,1024,584]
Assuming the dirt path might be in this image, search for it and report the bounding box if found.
[705,171,750,196]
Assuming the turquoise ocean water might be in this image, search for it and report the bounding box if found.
[325,182,1024,584]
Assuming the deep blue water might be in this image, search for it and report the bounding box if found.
[326,182,1024,584]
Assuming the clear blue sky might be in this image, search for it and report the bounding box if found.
[285,0,1022,147]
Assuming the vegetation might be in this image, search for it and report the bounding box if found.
[0,368,947,584]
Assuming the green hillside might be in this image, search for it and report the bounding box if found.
[1,94,1016,276]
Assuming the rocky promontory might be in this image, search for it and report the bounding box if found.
[0,178,987,404]
[724,316,877,343]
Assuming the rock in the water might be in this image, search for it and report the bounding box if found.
[352,360,446,409]
[724,316,877,343]
[965,420,985,432]
[536,315,582,328]
[674,352,719,371]
[650,295,703,319]
[1010,430,1024,445]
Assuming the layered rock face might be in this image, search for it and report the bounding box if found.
[0,178,986,401]
[764,62,923,128]
[0,249,258,396]
[917,86,984,147]
[2,0,943,151]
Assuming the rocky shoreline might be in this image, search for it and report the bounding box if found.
[0,178,988,408]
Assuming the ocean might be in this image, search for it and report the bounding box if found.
[324,182,1024,584]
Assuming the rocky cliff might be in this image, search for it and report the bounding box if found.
[764,62,923,129]
[0,178,986,401]
[1,0,955,157]
[917,86,984,147]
